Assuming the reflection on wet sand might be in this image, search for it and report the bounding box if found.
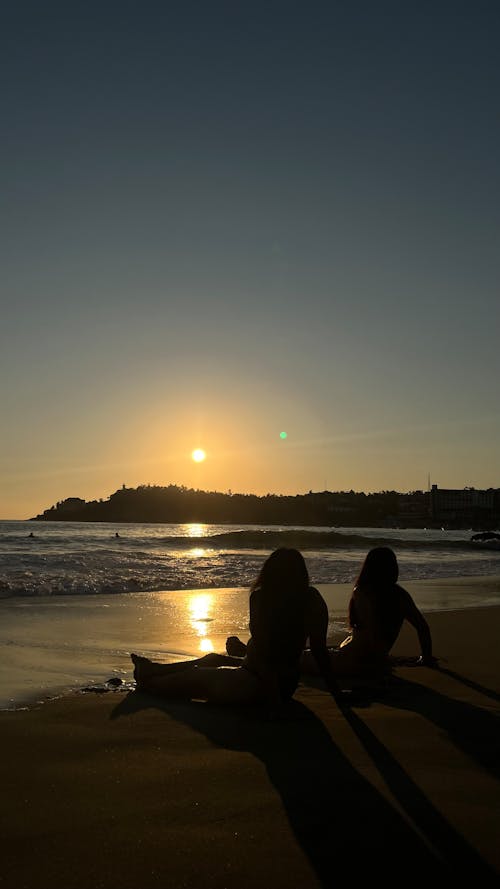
[188,592,215,653]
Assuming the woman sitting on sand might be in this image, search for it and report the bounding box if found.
[132,548,340,711]
[306,545,435,675]
[227,546,436,677]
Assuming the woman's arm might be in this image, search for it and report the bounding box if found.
[308,591,342,699]
[400,588,436,665]
[248,590,257,638]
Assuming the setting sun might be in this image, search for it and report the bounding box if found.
[191,448,206,463]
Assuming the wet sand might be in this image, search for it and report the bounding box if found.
[2,575,500,709]
[1,604,499,887]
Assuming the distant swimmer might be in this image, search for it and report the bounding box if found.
[115,532,120,538]
[28,532,35,538]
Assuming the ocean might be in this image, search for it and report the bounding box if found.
[1,521,500,709]
[2,520,500,598]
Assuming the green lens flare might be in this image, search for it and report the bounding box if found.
[280,431,288,439]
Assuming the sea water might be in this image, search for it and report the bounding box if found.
[1,521,500,709]
[2,520,500,597]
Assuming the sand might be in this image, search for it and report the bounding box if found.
[3,575,500,710]
[0,605,499,888]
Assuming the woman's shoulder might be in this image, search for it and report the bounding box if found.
[352,582,401,608]
[249,586,262,608]
[351,582,369,599]
[306,585,328,610]
[394,583,419,611]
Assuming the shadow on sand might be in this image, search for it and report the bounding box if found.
[432,664,500,704]
[336,669,500,780]
[111,689,497,884]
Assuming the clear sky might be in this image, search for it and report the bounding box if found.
[2,1,500,519]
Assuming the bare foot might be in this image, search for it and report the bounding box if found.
[226,636,247,657]
[131,653,156,687]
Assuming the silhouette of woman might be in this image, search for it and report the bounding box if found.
[228,546,435,677]
[131,548,340,713]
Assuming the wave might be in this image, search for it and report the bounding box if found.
[2,521,500,600]
[207,529,484,551]
[1,527,496,553]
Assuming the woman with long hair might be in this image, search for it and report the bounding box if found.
[306,546,433,675]
[131,548,340,712]
[228,546,435,677]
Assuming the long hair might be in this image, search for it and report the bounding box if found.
[250,547,309,596]
[349,546,399,629]
[250,548,310,660]
[355,546,399,589]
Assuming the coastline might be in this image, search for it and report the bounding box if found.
[1,603,499,885]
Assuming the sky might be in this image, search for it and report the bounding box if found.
[2,1,500,519]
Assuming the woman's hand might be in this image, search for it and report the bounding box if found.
[416,655,439,668]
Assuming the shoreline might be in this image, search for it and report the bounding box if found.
[1,603,499,885]
[1,574,500,711]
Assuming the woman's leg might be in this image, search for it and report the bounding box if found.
[134,664,262,705]
[299,645,384,678]
[131,652,242,686]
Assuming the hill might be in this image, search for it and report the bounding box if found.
[31,484,402,526]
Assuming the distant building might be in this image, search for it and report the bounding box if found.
[398,491,431,525]
[430,485,497,528]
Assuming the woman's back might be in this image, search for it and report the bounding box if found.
[348,582,407,655]
[244,548,339,705]
[248,583,322,669]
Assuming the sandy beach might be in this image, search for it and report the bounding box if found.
[3,574,500,710]
[1,601,499,888]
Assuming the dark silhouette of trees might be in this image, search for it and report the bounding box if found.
[31,484,403,526]
[30,484,500,528]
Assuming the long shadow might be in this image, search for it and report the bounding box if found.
[435,665,500,703]
[341,705,498,882]
[390,658,500,703]
[111,692,492,882]
[378,675,500,781]
[302,670,500,781]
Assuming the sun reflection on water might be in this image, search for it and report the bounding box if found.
[189,547,206,558]
[188,592,215,653]
[183,523,207,538]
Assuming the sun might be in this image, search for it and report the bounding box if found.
[191,448,206,463]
